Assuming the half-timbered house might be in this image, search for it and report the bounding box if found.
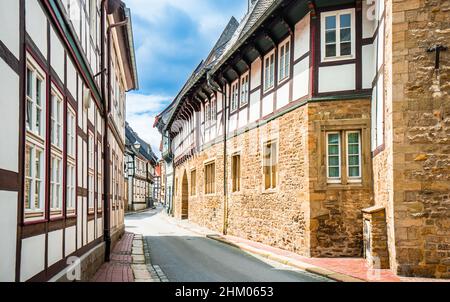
[0,0,138,281]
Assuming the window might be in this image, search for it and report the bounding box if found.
[232,154,241,192]
[50,156,63,214]
[204,162,215,195]
[67,164,76,215]
[347,131,361,181]
[190,169,196,196]
[211,99,216,123]
[240,74,249,106]
[24,144,45,218]
[67,108,76,157]
[327,132,341,182]
[205,102,211,126]
[326,130,363,184]
[263,141,277,190]
[175,178,178,196]
[279,39,291,82]
[26,62,45,138]
[230,81,239,112]
[88,132,95,212]
[51,88,63,149]
[321,9,355,61]
[264,51,275,91]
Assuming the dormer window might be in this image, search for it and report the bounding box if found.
[321,9,355,62]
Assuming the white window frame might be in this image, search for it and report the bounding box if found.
[326,132,342,183]
[240,73,249,106]
[346,131,362,182]
[263,50,275,92]
[50,154,63,216]
[24,143,45,220]
[230,80,239,112]
[67,163,76,216]
[51,86,64,150]
[278,37,291,83]
[67,106,76,158]
[321,8,356,62]
[26,56,46,139]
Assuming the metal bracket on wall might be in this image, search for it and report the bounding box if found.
[427,45,448,70]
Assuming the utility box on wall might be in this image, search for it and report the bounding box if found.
[362,206,390,269]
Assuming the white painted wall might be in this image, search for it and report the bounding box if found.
[262,93,274,117]
[26,0,48,57]
[21,234,45,281]
[362,44,376,89]
[362,0,377,39]
[294,13,310,60]
[249,90,261,123]
[250,58,261,89]
[50,27,65,82]
[318,64,356,93]
[67,59,77,100]
[0,59,20,172]
[77,198,82,248]
[276,83,290,110]
[65,226,76,256]
[88,220,95,243]
[97,218,103,239]
[0,191,18,282]
[48,230,63,266]
[293,56,310,100]
[228,113,237,132]
[0,0,20,58]
[238,108,248,129]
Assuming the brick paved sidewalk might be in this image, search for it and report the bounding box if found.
[91,232,135,282]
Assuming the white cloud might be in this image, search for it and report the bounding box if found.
[126,93,172,158]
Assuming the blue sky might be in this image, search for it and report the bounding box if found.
[125,0,247,156]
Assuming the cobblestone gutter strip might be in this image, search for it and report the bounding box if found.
[206,234,365,283]
[131,234,169,282]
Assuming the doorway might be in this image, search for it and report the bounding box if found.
[181,171,189,219]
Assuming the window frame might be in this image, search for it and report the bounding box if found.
[240,73,249,106]
[262,140,278,191]
[346,131,362,182]
[231,153,241,193]
[204,161,216,195]
[263,50,276,92]
[278,37,291,84]
[326,132,342,183]
[190,169,197,197]
[230,80,239,113]
[320,8,356,62]
[50,154,63,217]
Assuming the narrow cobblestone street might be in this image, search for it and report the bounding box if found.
[124,207,332,282]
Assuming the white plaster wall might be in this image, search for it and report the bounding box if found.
[216,93,223,112]
[217,112,223,135]
[0,191,18,282]
[249,90,260,123]
[294,13,310,60]
[0,60,19,172]
[362,0,377,39]
[48,230,63,266]
[65,226,76,256]
[250,58,261,89]
[362,44,375,89]
[276,83,290,110]
[21,234,45,281]
[228,113,237,132]
[262,93,274,117]
[50,27,65,82]
[25,0,47,57]
[0,0,20,58]
[238,108,248,129]
[67,59,77,100]
[88,220,95,243]
[97,218,103,239]
[318,64,356,93]
[293,56,310,100]
[83,198,87,245]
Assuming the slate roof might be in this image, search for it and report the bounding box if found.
[125,122,158,164]
[157,0,281,132]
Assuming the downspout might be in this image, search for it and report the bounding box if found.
[103,2,129,261]
[207,71,228,235]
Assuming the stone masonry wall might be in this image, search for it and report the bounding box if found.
[308,99,374,257]
[390,0,450,278]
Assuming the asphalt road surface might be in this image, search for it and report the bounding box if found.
[125,207,332,282]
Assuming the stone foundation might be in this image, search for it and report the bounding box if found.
[363,206,390,269]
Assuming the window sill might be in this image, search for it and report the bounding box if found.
[278,76,290,86]
[204,193,216,197]
[263,86,275,95]
[321,54,355,64]
[262,188,277,195]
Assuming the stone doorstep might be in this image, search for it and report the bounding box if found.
[132,247,144,255]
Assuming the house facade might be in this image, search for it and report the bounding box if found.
[0,0,138,281]
[125,123,158,211]
[156,0,449,278]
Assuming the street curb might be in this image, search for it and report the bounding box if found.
[206,234,366,283]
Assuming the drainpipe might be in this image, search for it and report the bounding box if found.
[207,71,228,235]
[103,1,129,261]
